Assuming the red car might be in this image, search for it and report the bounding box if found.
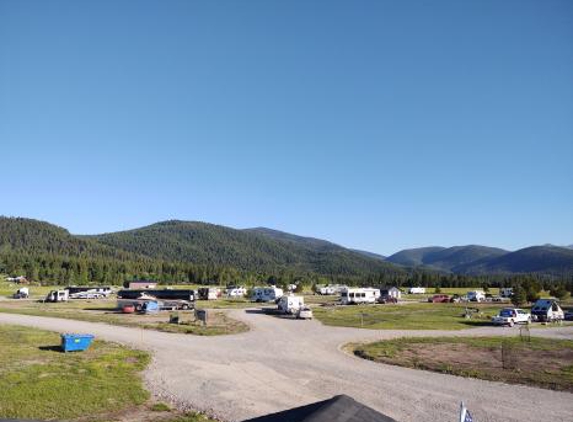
[428,294,450,303]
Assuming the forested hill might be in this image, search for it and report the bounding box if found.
[0,217,134,260]
[456,246,573,275]
[87,221,401,276]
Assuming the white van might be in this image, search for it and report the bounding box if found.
[251,287,284,303]
[278,295,304,314]
[340,287,380,305]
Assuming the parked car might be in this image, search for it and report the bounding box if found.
[564,310,573,321]
[428,294,450,303]
[492,308,531,326]
[449,294,463,303]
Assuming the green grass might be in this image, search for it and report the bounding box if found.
[313,303,504,330]
[0,324,150,420]
[0,300,249,336]
[354,336,573,391]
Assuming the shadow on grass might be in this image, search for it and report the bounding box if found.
[39,345,63,352]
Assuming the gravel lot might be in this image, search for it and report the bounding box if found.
[1,310,572,422]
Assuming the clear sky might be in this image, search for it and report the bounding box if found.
[1,0,572,255]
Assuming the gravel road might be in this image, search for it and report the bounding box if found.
[1,310,572,422]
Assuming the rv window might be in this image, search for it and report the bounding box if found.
[349,293,355,298]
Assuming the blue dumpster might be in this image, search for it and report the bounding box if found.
[61,334,94,352]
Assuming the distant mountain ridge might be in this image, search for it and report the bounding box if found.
[386,244,573,275]
[1,216,572,277]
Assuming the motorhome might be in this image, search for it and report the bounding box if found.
[251,287,284,302]
[531,299,564,322]
[408,287,426,294]
[45,290,69,302]
[278,295,305,314]
[340,287,380,305]
[467,290,486,302]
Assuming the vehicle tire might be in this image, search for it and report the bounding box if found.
[181,304,189,310]
[509,320,514,327]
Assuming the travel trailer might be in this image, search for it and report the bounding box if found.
[467,290,486,302]
[277,295,305,314]
[226,286,247,298]
[340,287,380,305]
[251,287,284,302]
[197,287,220,300]
[531,299,564,322]
[408,287,426,294]
[45,290,69,302]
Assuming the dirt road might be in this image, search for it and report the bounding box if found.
[1,310,572,422]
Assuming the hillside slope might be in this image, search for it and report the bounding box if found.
[458,246,573,275]
[88,221,402,276]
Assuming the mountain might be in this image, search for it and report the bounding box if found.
[458,246,573,275]
[87,221,401,276]
[386,245,509,272]
[0,217,135,261]
[349,249,386,261]
[385,247,447,267]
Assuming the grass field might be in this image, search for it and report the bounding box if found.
[0,324,150,420]
[0,300,249,336]
[353,336,573,392]
[313,303,505,330]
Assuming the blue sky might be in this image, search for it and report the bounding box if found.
[1,0,572,255]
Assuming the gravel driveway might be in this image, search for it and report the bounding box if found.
[1,310,572,422]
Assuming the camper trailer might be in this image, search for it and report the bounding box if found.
[319,286,337,295]
[531,299,564,322]
[13,287,29,299]
[408,287,426,294]
[45,290,69,303]
[226,286,247,298]
[66,286,112,299]
[340,287,380,305]
[277,295,305,314]
[467,290,486,302]
[251,287,284,303]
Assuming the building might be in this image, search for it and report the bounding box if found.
[127,281,157,290]
[379,286,402,300]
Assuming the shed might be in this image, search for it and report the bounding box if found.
[379,287,402,300]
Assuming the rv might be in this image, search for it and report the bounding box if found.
[408,287,426,294]
[251,287,284,303]
[45,290,69,302]
[340,287,380,305]
[226,286,247,298]
[319,286,337,295]
[467,290,486,302]
[531,299,564,322]
[66,286,112,299]
[278,295,305,314]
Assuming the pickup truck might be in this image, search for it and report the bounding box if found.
[492,308,531,326]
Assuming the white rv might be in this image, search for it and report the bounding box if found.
[226,286,247,298]
[408,287,426,294]
[319,286,337,295]
[340,287,380,305]
[251,287,284,303]
[278,295,305,314]
[45,290,69,302]
[467,290,486,302]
